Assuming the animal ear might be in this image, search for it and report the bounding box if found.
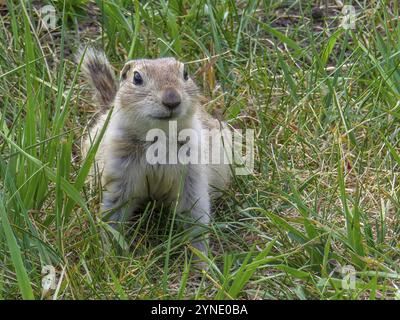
[120,61,134,81]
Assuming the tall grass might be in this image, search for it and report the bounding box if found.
[0,0,400,299]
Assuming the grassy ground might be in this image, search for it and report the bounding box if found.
[1,0,400,300]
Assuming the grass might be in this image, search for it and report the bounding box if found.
[1,0,400,299]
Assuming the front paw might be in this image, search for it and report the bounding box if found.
[192,260,209,272]
[190,240,209,271]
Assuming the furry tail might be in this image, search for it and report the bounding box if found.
[77,47,117,107]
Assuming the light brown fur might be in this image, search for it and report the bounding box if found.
[78,48,230,267]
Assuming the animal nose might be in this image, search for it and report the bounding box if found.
[161,88,181,109]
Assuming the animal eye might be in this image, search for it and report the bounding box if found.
[183,67,189,81]
[133,71,143,85]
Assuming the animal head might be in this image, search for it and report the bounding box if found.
[115,57,200,132]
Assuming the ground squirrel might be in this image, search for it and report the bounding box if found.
[78,48,231,263]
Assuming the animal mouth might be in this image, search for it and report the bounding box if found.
[151,114,174,120]
[151,110,181,120]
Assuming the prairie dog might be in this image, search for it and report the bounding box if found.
[78,48,230,262]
